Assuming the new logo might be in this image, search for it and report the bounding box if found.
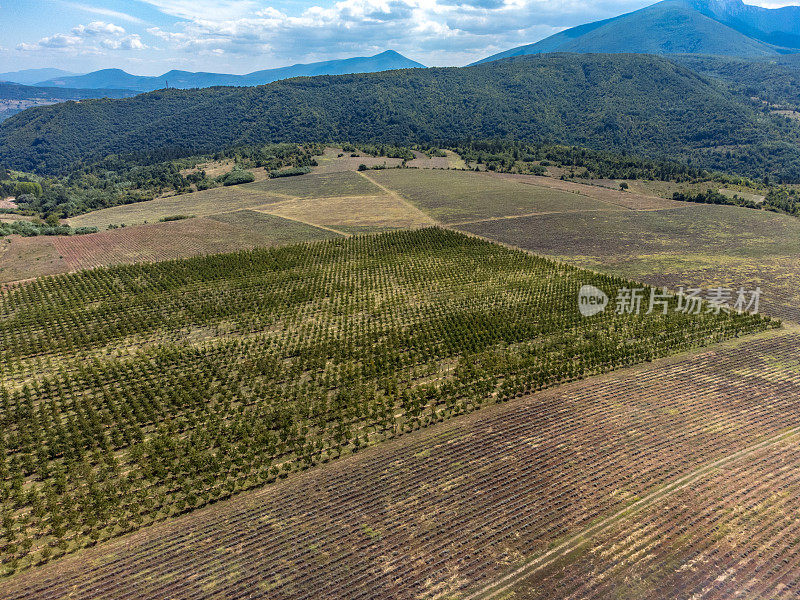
[578,285,608,316]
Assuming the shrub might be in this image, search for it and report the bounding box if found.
[269,166,311,178]
[222,170,255,186]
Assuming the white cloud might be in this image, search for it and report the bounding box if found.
[17,33,83,51]
[138,0,261,20]
[59,1,146,24]
[749,1,800,6]
[17,22,147,54]
[72,21,126,37]
[139,0,619,65]
[101,35,148,50]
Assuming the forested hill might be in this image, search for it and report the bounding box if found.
[1,53,797,178]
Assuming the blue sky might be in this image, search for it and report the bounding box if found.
[0,0,795,74]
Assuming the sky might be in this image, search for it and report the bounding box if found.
[1,0,799,75]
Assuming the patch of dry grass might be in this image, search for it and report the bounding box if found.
[256,194,436,231]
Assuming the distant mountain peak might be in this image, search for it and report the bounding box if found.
[472,0,800,65]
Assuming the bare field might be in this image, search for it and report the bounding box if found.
[242,171,384,198]
[51,217,298,271]
[0,236,67,284]
[367,169,621,223]
[207,209,341,241]
[3,328,797,600]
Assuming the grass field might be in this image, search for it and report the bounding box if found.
[0,228,768,578]
[255,193,435,232]
[496,173,683,211]
[459,204,800,323]
[66,185,290,229]
[3,327,795,600]
[366,169,619,223]
[242,171,384,199]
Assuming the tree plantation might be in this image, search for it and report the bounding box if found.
[0,228,771,576]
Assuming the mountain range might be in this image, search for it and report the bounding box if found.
[26,51,424,92]
[0,68,78,86]
[474,0,800,64]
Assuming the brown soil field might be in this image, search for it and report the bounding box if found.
[0,214,340,283]
[51,217,283,271]
[3,328,798,600]
[501,431,800,600]
[0,236,67,284]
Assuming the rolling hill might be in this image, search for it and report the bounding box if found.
[34,51,425,92]
[0,82,136,123]
[0,53,794,178]
[473,0,795,64]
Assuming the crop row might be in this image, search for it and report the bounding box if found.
[508,433,800,599]
[3,331,798,599]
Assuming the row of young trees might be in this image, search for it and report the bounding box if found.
[0,228,772,576]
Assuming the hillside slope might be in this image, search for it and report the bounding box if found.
[473,0,783,64]
[35,51,425,92]
[0,54,792,177]
[671,54,800,107]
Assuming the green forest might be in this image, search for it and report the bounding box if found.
[2,54,799,180]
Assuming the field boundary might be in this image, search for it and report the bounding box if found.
[248,208,351,237]
[449,206,682,226]
[465,425,800,600]
[356,171,440,225]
